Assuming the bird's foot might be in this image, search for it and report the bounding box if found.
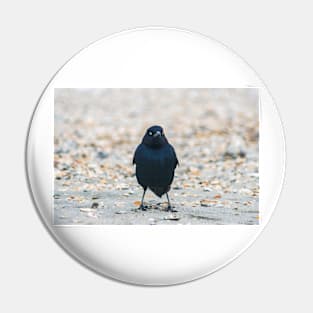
[166,205,177,212]
[139,204,147,211]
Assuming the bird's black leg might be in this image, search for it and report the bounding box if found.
[166,193,173,211]
[139,188,147,210]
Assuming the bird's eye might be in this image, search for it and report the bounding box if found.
[148,131,153,136]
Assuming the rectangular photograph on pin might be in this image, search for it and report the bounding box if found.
[53,88,259,225]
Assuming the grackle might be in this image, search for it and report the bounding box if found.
[133,125,178,211]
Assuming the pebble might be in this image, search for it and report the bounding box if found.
[200,199,218,207]
[117,183,129,190]
[97,151,109,159]
[91,202,99,209]
[239,188,253,196]
[163,215,180,221]
[80,208,96,213]
[224,135,247,159]
[203,187,212,192]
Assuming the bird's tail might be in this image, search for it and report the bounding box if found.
[149,186,170,197]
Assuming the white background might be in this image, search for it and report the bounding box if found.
[0,0,311,312]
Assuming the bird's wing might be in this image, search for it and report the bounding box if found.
[170,144,179,167]
[132,144,141,165]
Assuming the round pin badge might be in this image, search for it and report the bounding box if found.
[26,27,285,285]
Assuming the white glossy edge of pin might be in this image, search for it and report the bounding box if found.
[26,27,285,286]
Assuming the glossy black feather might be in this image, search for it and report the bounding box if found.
[133,126,178,198]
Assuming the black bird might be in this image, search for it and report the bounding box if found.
[133,125,178,211]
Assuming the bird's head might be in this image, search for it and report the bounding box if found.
[142,125,168,148]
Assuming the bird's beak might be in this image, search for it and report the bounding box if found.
[153,131,161,137]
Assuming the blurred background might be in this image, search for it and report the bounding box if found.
[54,88,259,224]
